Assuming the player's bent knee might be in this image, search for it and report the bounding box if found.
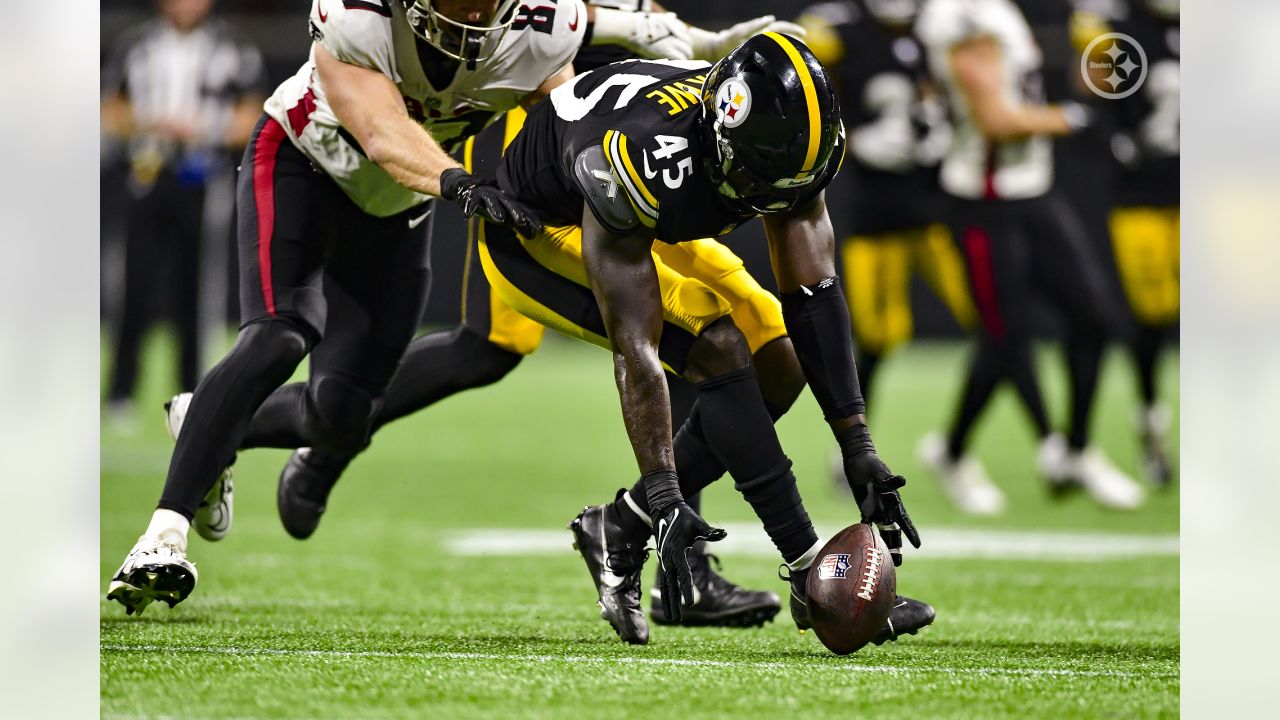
[752,337,806,418]
[302,376,376,454]
[235,319,312,374]
[683,317,752,383]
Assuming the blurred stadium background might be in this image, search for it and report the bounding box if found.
[100,1,1178,717]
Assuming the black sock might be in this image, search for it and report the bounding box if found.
[1133,323,1164,407]
[691,368,816,564]
[1066,333,1105,450]
[947,341,1002,459]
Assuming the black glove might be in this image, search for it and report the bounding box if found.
[652,501,726,623]
[439,168,542,237]
[839,424,921,566]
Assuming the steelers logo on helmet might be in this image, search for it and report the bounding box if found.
[715,79,752,129]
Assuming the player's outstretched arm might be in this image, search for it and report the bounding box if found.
[950,36,1091,141]
[316,45,540,235]
[316,44,459,196]
[580,208,724,619]
[763,194,921,564]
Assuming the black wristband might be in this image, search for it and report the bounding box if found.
[836,423,876,460]
[643,469,682,520]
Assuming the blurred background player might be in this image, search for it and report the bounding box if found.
[798,0,974,411]
[1074,0,1179,486]
[101,0,266,423]
[912,0,1145,514]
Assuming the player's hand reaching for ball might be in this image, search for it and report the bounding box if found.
[839,424,921,566]
[440,168,542,238]
[653,501,727,622]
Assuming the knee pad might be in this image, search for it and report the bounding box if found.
[238,319,312,373]
[303,375,376,454]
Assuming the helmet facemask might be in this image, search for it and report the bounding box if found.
[402,0,521,69]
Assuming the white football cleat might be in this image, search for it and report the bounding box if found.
[166,393,234,541]
[1037,433,1072,490]
[1067,448,1146,511]
[917,432,1006,516]
[106,535,198,616]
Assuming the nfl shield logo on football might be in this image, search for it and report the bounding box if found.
[715,79,752,128]
[817,553,851,580]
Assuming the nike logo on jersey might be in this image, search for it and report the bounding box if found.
[408,209,431,229]
[318,0,328,22]
[642,151,658,181]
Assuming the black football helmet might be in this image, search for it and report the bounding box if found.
[699,32,845,214]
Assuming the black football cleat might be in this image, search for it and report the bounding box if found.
[871,595,936,645]
[569,503,651,645]
[650,550,781,627]
[781,565,813,632]
[277,448,349,540]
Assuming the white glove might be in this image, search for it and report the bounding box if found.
[591,7,693,60]
[851,118,916,173]
[688,15,808,61]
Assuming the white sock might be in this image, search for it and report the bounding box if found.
[787,538,823,572]
[145,509,190,548]
[621,491,653,527]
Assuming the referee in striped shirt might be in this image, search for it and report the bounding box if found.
[102,0,266,419]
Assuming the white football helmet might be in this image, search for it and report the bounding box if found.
[864,0,920,27]
[401,0,522,66]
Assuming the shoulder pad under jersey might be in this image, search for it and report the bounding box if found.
[571,145,642,234]
[310,0,399,82]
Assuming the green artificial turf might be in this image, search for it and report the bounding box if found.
[101,334,1179,718]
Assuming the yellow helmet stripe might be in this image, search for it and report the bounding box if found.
[764,31,821,175]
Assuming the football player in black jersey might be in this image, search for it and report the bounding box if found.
[481,35,932,645]
[270,4,806,631]
[1076,0,1179,486]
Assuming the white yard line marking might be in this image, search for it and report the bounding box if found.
[100,644,1176,679]
[444,525,1179,561]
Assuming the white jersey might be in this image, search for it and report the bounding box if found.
[916,0,1053,200]
[265,0,585,217]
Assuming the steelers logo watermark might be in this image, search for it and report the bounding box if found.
[715,79,752,128]
[1080,32,1148,100]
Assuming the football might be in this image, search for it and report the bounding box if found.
[805,524,897,655]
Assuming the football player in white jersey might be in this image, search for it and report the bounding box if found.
[106,0,803,616]
[912,0,1145,513]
